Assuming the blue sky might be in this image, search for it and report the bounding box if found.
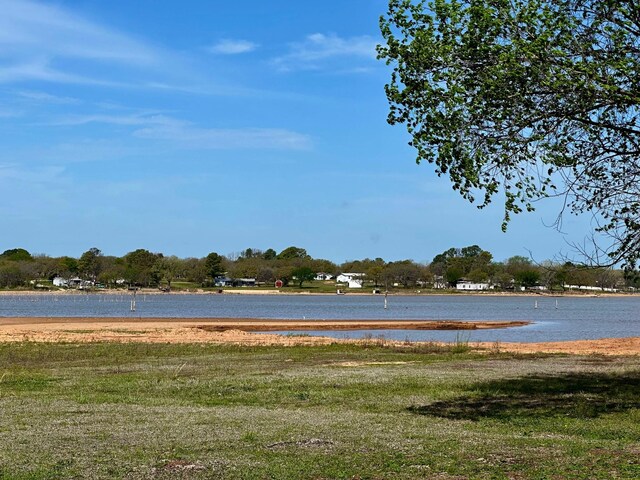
[0,0,596,263]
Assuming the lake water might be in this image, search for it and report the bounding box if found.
[1,293,639,343]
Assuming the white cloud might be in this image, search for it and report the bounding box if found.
[273,33,377,72]
[208,39,258,55]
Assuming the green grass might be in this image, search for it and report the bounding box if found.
[0,342,638,479]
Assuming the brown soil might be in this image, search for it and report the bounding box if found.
[0,317,638,355]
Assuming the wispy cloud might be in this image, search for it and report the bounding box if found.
[44,111,312,151]
[0,107,21,118]
[16,89,79,104]
[207,39,258,55]
[0,163,66,183]
[134,123,312,150]
[0,59,124,85]
[0,0,157,64]
[0,0,164,87]
[0,1,319,96]
[273,33,377,72]
[48,112,175,127]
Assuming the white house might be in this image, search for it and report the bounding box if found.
[315,272,334,281]
[456,280,490,291]
[336,273,365,289]
[564,284,618,293]
[53,277,90,289]
[214,276,233,287]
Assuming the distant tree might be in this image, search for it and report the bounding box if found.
[98,259,127,288]
[491,270,515,290]
[0,248,32,262]
[624,269,640,289]
[0,262,26,288]
[205,252,225,283]
[468,268,489,283]
[311,259,338,276]
[184,257,208,285]
[262,248,277,260]
[340,260,366,273]
[594,268,623,290]
[256,267,276,283]
[31,255,58,281]
[277,246,310,260]
[291,266,315,288]
[367,264,385,287]
[240,247,264,259]
[514,270,541,289]
[155,256,181,291]
[124,249,162,286]
[503,256,541,288]
[384,260,423,288]
[432,245,493,285]
[505,256,533,275]
[58,256,79,277]
[275,265,295,287]
[445,266,464,287]
[78,247,103,281]
[564,265,597,288]
[229,257,262,279]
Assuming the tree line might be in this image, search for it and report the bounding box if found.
[1,245,638,291]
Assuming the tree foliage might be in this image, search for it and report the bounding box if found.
[1,248,32,262]
[379,0,640,267]
[291,266,316,288]
[277,246,310,260]
[78,247,102,280]
[124,249,162,286]
[431,245,493,285]
[205,252,225,282]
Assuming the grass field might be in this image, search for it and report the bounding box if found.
[0,342,638,479]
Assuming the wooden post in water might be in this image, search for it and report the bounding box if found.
[130,290,136,312]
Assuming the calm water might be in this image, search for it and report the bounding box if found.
[1,293,639,343]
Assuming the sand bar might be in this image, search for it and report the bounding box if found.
[0,317,528,330]
[0,317,638,355]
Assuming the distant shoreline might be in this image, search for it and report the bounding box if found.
[0,288,635,298]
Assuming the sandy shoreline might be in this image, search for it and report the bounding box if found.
[0,316,638,355]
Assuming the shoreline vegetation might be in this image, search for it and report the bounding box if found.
[2,246,638,295]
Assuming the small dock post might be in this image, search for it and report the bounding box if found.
[130,290,137,312]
